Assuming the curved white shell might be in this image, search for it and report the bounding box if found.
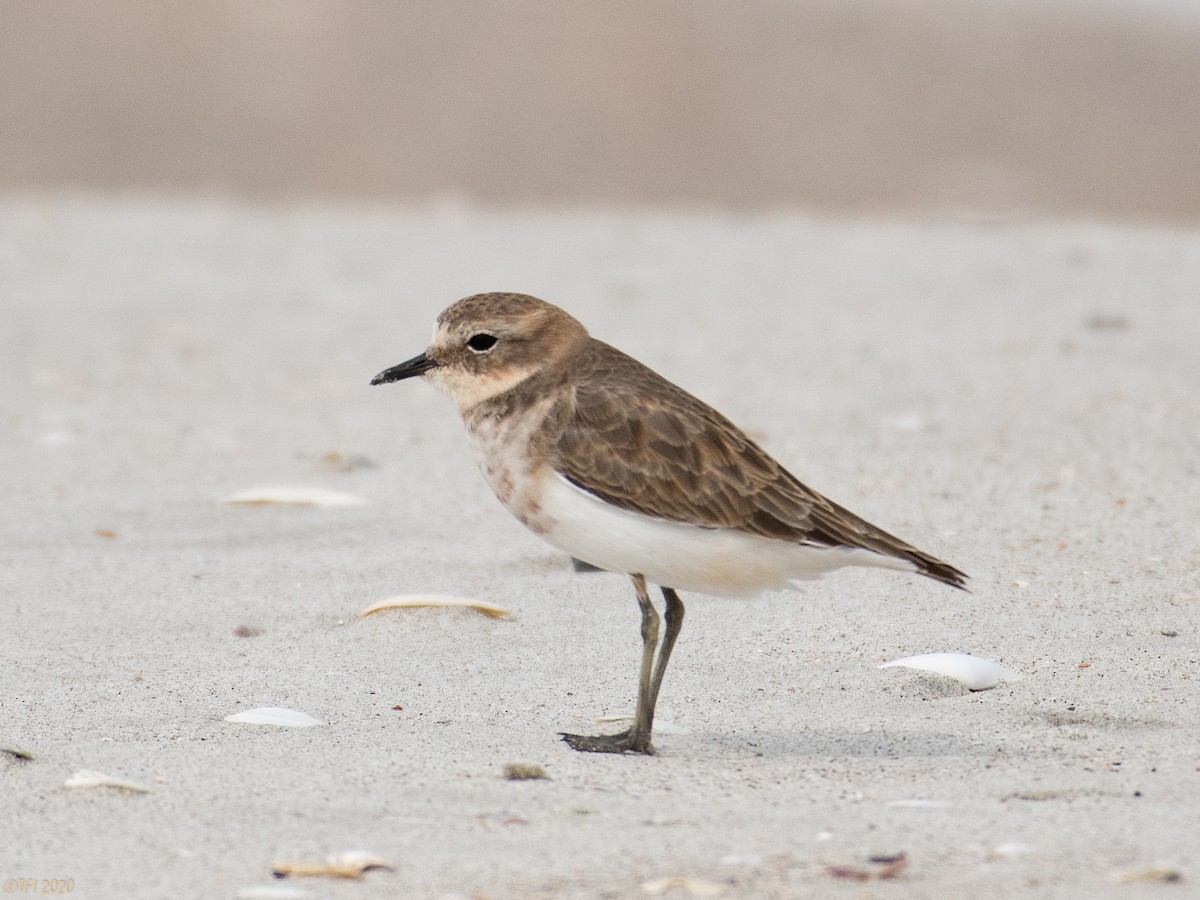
[358,594,510,619]
[886,798,950,809]
[879,652,1021,690]
[218,487,367,507]
[63,769,151,793]
[642,877,724,896]
[224,707,324,727]
[270,850,396,879]
[327,851,396,873]
[237,887,308,899]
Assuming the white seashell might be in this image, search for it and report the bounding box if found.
[642,876,724,896]
[990,842,1036,858]
[879,652,1021,690]
[327,850,396,872]
[237,887,309,899]
[218,487,367,507]
[718,854,762,867]
[886,798,950,809]
[224,707,324,727]
[597,715,692,735]
[271,850,396,879]
[358,594,510,619]
[1116,865,1183,884]
[63,769,151,793]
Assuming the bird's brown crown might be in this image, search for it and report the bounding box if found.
[424,293,589,412]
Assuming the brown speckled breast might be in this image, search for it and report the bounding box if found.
[464,394,558,535]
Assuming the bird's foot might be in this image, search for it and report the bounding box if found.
[559,728,654,755]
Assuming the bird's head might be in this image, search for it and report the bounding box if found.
[371,292,588,414]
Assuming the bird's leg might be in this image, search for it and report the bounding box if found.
[560,574,660,754]
[628,574,662,744]
[648,587,686,713]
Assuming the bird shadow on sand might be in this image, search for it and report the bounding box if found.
[687,725,992,760]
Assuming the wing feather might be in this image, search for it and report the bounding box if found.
[547,340,967,589]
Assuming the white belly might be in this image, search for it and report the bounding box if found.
[535,470,914,597]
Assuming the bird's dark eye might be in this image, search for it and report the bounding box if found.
[467,333,498,353]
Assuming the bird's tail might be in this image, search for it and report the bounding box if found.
[908,549,970,591]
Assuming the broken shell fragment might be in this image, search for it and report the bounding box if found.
[271,850,396,879]
[63,769,152,793]
[218,487,367,507]
[826,853,908,881]
[358,594,510,619]
[237,887,308,899]
[641,876,724,896]
[988,842,1036,859]
[879,652,1021,690]
[224,707,324,727]
[1117,866,1183,883]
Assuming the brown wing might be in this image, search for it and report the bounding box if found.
[548,340,967,589]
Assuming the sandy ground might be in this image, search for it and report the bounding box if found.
[1,196,1197,898]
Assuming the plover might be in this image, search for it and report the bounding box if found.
[372,292,967,754]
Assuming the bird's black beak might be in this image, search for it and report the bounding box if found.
[370,352,437,385]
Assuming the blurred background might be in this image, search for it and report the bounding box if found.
[3,0,1199,222]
